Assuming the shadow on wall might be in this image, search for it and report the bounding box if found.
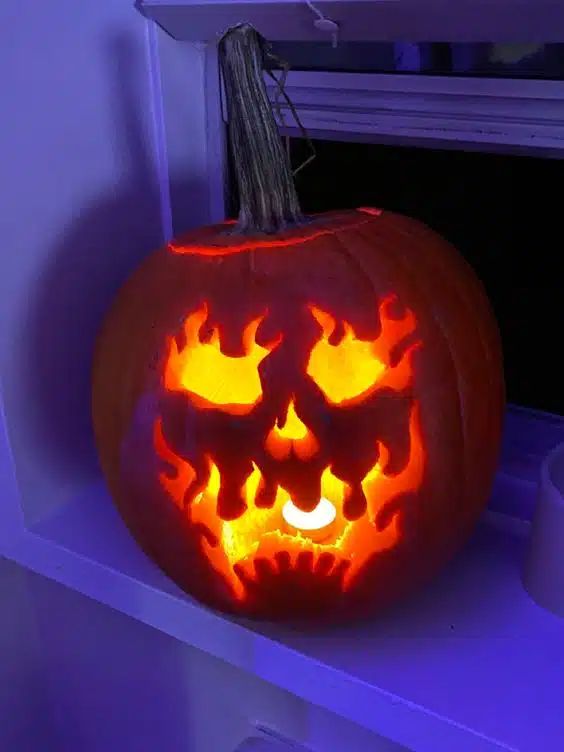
[22,32,207,484]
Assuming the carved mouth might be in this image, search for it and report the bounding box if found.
[153,401,423,603]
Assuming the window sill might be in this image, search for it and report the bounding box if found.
[2,406,564,751]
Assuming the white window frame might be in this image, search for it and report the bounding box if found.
[264,70,564,156]
[141,0,564,230]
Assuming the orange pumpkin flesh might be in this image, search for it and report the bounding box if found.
[92,208,504,619]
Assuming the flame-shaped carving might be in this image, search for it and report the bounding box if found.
[340,403,424,588]
[164,303,279,414]
[154,295,424,604]
[153,417,195,508]
[154,404,423,602]
[307,296,418,405]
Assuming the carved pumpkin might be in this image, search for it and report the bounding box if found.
[92,25,504,620]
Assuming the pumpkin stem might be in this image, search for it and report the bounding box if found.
[218,23,304,234]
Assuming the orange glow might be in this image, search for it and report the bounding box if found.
[340,403,424,588]
[357,206,382,216]
[307,297,418,405]
[167,211,381,256]
[154,294,423,604]
[189,461,284,601]
[153,418,195,508]
[154,402,424,602]
[265,399,319,460]
[282,497,337,542]
[164,303,279,414]
[168,228,342,256]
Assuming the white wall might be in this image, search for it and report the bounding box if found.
[0,558,55,751]
[0,1,217,530]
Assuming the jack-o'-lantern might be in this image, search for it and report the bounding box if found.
[92,24,504,620]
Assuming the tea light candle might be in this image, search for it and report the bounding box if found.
[282,497,337,542]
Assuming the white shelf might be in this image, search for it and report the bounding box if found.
[3,464,562,751]
[137,0,564,43]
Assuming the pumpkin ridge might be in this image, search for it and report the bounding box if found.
[350,219,468,502]
[354,218,501,528]
[383,216,499,399]
[379,215,504,495]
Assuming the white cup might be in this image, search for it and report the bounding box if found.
[523,442,564,617]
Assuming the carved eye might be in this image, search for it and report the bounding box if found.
[164,303,279,415]
[306,298,417,406]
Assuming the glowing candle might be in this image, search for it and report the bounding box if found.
[282,497,337,542]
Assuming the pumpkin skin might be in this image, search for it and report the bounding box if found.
[92,208,504,620]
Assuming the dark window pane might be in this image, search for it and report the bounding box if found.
[268,42,564,79]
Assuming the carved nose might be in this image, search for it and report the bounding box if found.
[265,398,319,461]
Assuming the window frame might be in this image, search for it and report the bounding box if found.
[259,69,564,157]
